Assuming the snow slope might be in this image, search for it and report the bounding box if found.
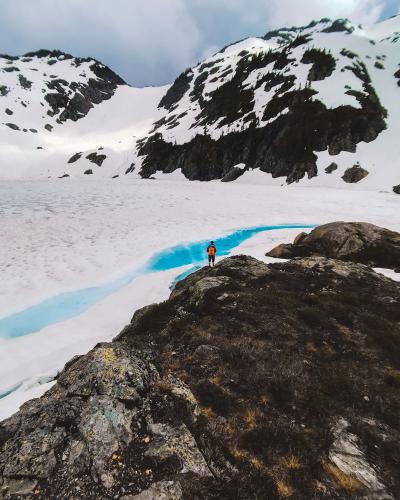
[0,50,167,178]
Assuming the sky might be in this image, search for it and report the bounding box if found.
[0,0,399,87]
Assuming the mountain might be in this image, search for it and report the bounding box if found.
[137,17,400,190]
[0,49,166,178]
[0,17,399,191]
[1,229,400,498]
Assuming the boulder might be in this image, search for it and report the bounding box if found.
[266,221,400,269]
[84,169,93,175]
[342,165,369,183]
[393,184,400,195]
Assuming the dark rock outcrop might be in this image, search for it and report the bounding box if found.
[158,69,193,111]
[393,184,400,195]
[267,221,400,269]
[139,65,386,183]
[139,30,387,184]
[342,165,369,183]
[301,48,336,81]
[84,169,93,175]
[68,152,82,164]
[5,108,13,116]
[42,57,126,123]
[86,152,107,166]
[221,166,245,182]
[125,164,135,174]
[325,162,338,173]
[1,254,400,499]
[4,123,19,131]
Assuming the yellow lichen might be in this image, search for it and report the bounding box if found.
[324,463,362,491]
[101,347,117,364]
[249,455,266,471]
[283,455,303,470]
[244,408,260,429]
[200,406,214,418]
[210,375,221,385]
[276,480,293,497]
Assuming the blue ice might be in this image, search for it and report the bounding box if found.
[0,224,315,340]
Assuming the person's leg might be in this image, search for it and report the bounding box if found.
[208,255,211,267]
[212,255,215,267]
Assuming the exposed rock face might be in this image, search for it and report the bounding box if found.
[4,123,19,131]
[138,19,388,184]
[86,152,107,166]
[221,166,245,182]
[325,162,338,173]
[1,254,400,499]
[84,169,93,175]
[267,221,400,269]
[393,184,400,194]
[41,56,126,123]
[68,152,82,164]
[342,165,369,183]
[158,70,194,111]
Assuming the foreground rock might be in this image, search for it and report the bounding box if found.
[1,255,400,499]
[267,221,400,270]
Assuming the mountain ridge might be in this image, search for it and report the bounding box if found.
[0,16,399,190]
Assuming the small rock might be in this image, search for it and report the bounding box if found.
[68,152,82,164]
[342,165,369,183]
[325,162,338,174]
[5,122,20,131]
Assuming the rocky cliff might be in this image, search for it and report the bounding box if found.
[1,250,400,499]
[136,17,399,188]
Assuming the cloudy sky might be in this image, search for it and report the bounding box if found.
[1,0,399,87]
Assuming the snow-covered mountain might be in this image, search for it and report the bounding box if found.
[0,49,166,178]
[0,16,399,190]
[138,16,400,190]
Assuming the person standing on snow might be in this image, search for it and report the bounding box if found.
[207,241,217,267]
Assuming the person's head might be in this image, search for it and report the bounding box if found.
[210,241,214,245]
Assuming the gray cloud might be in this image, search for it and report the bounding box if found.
[0,0,397,86]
